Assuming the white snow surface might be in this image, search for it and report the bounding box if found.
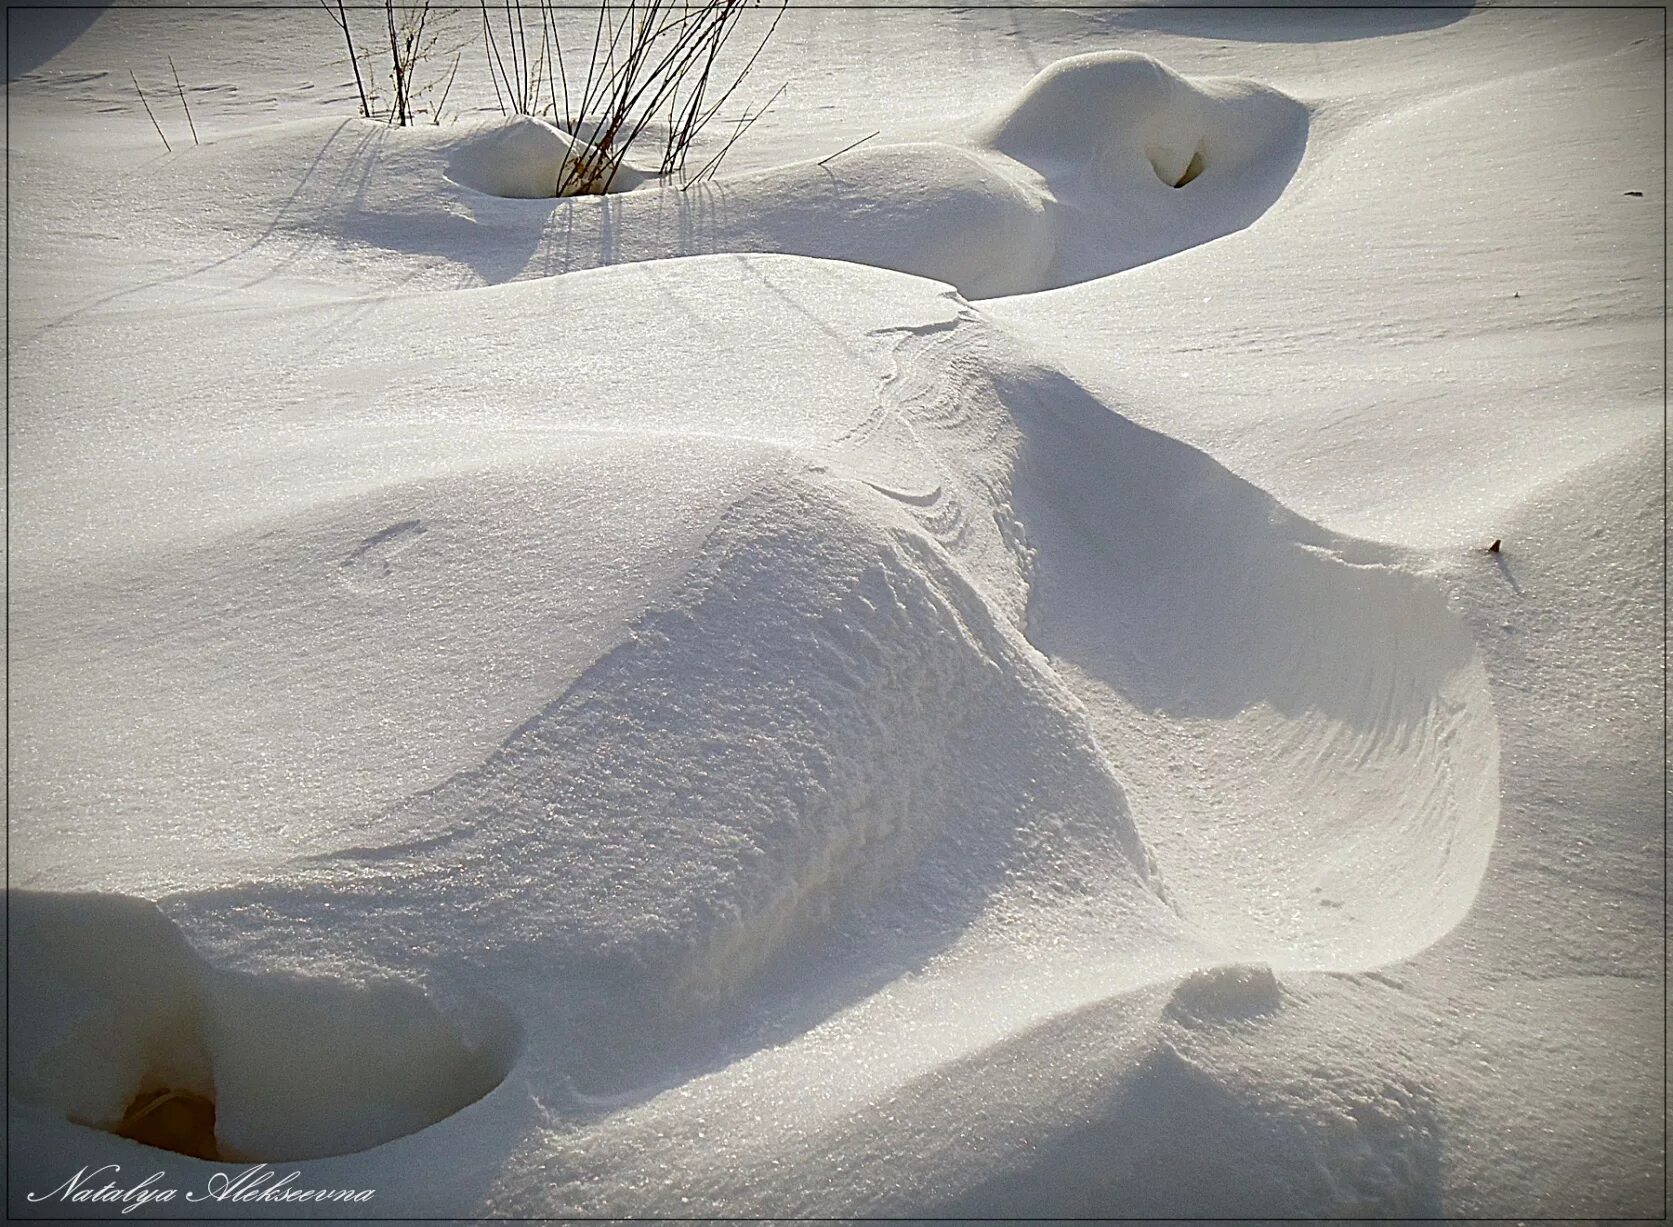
[4,4,1664,1218]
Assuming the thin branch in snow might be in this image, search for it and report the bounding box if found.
[168,57,199,145]
[818,129,879,168]
[129,70,171,152]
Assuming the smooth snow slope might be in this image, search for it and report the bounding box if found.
[5,3,1663,1218]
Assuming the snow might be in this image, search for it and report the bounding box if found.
[444,114,653,198]
[5,3,1664,1218]
[9,892,515,1163]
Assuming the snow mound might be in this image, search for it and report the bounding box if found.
[454,51,1305,293]
[8,890,516,1162]
[951,1029,1444,1217]
[148,471,1179,1097]
[444,115,652,198]
[48,53,1305,306]
[971,51,1309,285]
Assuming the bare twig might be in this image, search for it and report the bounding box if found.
[434,50,461,124]
[167,57,198,145]
[545,1,571,127]
[469,0,784,196]
[515,0,532,103]
[129,70,171,152]
[385,1,408,125]
[483,4,509,115]
[689,0,786,139]
[503,3,523,107]
[371,0,436,126]
[686,79,785,187]
[322,0,370,117]
[818,129,878,167]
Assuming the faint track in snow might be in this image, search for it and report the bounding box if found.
[339,518,427,590]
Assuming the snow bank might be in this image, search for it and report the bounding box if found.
[973,51,1308,287]
[941,984,1450,1218]
[23,52,1304,307]
[457,51,1306,293]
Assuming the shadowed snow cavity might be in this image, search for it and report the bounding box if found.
[7,890,519,1162]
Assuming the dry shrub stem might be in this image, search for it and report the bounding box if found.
[168,57,199,145]
[322,2,785,190]
[129,70,171,152]
[322,0,371,117]
[481,0,787,196]
[328,0,455,127]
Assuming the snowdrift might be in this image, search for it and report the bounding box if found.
[9,253,1495,1214]
[25,52,1305,311]
[1000,359,1500,966]
[8,3,1664,1215]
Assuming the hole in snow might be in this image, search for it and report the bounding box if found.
[1172,146,1206,188]
[1147,141,1207,188]
[9,890,520,1162]
[110,1087,235,1162]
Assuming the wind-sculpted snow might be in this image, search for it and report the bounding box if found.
[8,5,1663,1213]
[998,359,1500,967]
[22,51,1306,314]
[9,254,1495,1214]
[850,301,1499,971]
[435,51,1307,294]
